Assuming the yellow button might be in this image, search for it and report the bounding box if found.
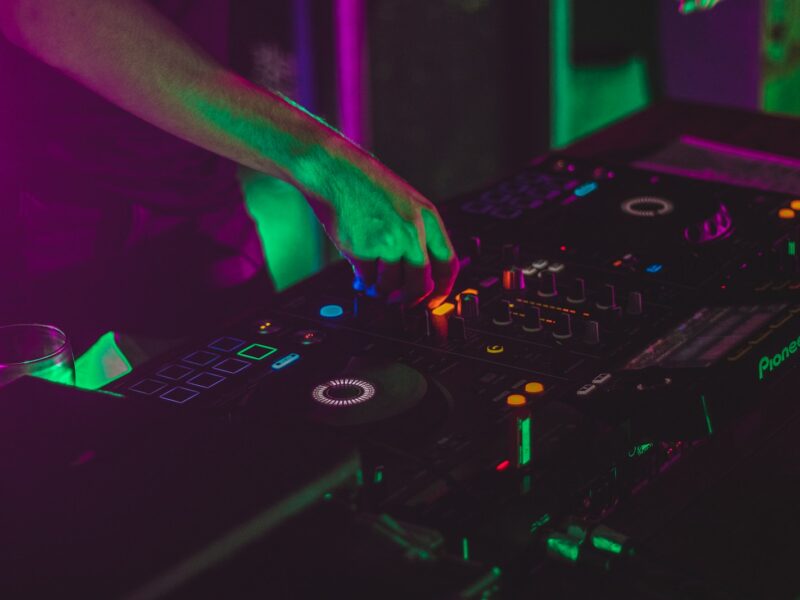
[506,394,527,407]
[486,344,504,354]
[778,208,796,220]
[791,200,800,211]
[525,381,545,394]
[431,302,455,317]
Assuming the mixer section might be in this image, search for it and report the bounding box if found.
[106,156,800,598]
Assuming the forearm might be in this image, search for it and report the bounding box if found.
[0,0,359,197]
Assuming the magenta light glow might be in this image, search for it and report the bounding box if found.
[335,0,366,144]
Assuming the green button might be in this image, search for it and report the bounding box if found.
[237,343,277,360]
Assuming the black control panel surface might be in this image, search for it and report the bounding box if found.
[102,156,800,599]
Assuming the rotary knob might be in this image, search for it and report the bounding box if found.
[567,277,586,304]
[583,320,600,345]
[596,283,617,310]
[502,267,526,291]
[458,293,480,319]
[626,291,643,316]
[538,271,558,298]
[492,301,513,326]
[522,306,543,332]
[449,316,467,341]
[552,313,573,340]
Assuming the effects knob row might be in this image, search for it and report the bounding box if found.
[502,270,643,314]
[492,302,601,344]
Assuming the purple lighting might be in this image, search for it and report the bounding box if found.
[335,0,367,144]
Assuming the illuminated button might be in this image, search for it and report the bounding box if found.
[157,364,195,381]
[778,208,796,220]
[791,200,800,211]
[645,263,663,273]
[574,181,598,197]
[506,394,527,407]
[160,387,199,404]
[129,378,167,396]
[271,353,301,370]
[486,344,505,354]
[524,381,545,394]
[186,372,226,389]
[576,383,596,397]
[256,320,282,334]
[213,358,252,374]
[592,373,612,386]
[237,343,277,360]
[547,262,565,273]
[294,329,325,345]
[207,337,245,352]
[431,302,455,317]
[183,350,220,367]
[320,304,344,318]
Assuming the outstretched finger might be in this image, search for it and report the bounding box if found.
[421,208,459,308]
[349,257,378,292]
[402,260,434,307]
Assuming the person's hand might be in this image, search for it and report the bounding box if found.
[676,0,725,14]
[303,142,458,309]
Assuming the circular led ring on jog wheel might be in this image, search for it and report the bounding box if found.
[620,196,675,218]
[312,377,376,407]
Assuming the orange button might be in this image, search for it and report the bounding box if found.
[431,302,455,317]
[778,208,796,220]
[525,381,545,394]
[506,394,527,407]
[791,200,800,211]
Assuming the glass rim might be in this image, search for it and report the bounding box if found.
[0,323,70,366]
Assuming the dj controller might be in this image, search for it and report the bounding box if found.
[8,155,800,598]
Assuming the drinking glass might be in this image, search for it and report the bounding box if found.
[0,324,75,388]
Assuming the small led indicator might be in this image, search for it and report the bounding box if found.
[486,344,505,354]
[271,353,301,370]
[612,259,623,267]
[506,394,527,407]
[574,182,598,197]
[524,381,545,394]
[495,459,511,472]
[645,263,663,273]
[320,304,344,318]
[778,208,796,220]
[518,416,532,466]
[791,199,800,211]
[789,241,797,256]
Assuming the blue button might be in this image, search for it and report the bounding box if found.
[271,353,301,370]
[645,263,663,273]
[320,304,344,318]
[574,182,598,197]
